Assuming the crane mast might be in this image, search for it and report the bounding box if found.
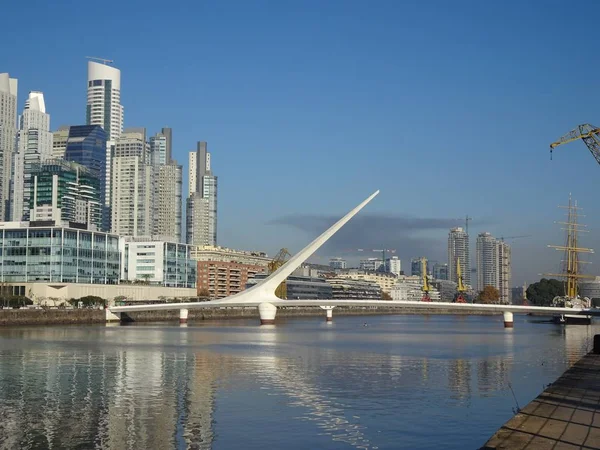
[420,258,432,302]
[454,258,467,303]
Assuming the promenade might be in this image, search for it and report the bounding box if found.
[482,340,600,449]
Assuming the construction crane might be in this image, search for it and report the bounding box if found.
[549,124,600,165]
[268,248,291,299]
[420,258,432,302]
[454,258,467,303]
[85,56,114,65]
[357,248,396,271]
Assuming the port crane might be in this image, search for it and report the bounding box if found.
[268,248,291,299]
[454,258,467,303]
[549,124,600,165]
[420,258,432,302]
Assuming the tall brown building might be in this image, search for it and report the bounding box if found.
[197,261,266,298]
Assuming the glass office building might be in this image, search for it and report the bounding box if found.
[64,125,107,229]
[0,225,120,284]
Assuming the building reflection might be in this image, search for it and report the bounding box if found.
[447,359,471,400]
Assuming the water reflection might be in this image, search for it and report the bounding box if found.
[0,317,598,450]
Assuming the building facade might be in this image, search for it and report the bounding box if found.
[329,257,347,270]
[385,256,401,276]
[360,258,382,272]
[197,260,266,299]
[0,223,120,284]
[11,91,53,221]
[448,227,471,287]
[247,273,333,300]
[120,240,195,288]
[475,232,512,303]
[29,159,102,229]
[52,126,69,159]
[86,61,123,142]
[391,275,441,302]
[153,163,182,242]
[411,257,424,277]
[497,240,511,304]
[336,269,398,294]
[111,128,152,237]
[433,262,448,280]
[327,277,381,300]
[186,142,217,246]
[0,73,18,221]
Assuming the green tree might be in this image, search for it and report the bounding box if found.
[477,285,500,304]
[526,278,564,306]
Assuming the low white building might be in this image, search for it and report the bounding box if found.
[391,275,440,302]
[336,269,398,294]
[120,239,196,288]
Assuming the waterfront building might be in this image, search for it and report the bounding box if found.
[86,61,123,141]
[448,227,471,287]
[197,260,266,299]
[191,245,270,266]
[336,269,398,294]
[326,277,381,300]
[111,128,152,237]
[475,232,512,303]
[329,257,347,270]
[52,126,69,159]
[433,262,449,280]
[0,222,120,284]
[64,125,108,229]
[431,279,458,302]
[0,73,18,221]
[29,159,102,229]
[391,275,441,302]
[247,273,332,299]
[186,141,217,246]
[120,239,196,288]
[11,91,53,221]
[360,257,382,272]
[385,256,401,276]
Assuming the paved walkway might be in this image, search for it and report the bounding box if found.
[482,352,600,449]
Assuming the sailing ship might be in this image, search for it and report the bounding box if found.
[546,195,594,325]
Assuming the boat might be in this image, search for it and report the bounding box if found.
[545,195,594,326]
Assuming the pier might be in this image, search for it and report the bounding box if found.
[482,336,600,449]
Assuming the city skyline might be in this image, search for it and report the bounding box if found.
[4,1,600,285]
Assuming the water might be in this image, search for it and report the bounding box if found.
[0,314,597,450]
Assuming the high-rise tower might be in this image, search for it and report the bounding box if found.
[475,232,512,303]
[86,61,123,141]
[448,227,471,287]
[0,73,18,220]
[11,91,53,221]
[186,141,217,246]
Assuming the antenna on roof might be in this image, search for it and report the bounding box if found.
[85,56,114,65]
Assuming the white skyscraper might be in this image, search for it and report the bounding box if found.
[111,128,152,237]
[86,61,123,141]
[385,256,402,276]
[448,227,471,287]
[11,91,53,221]
[0,73,18,220]
[476,232,512,304]
[186,141,217,246]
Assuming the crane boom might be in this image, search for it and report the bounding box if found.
[549,124,600,165]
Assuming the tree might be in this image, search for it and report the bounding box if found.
[526,278,564,306]
[140,274,152,285]
[197,288,211,300]
[381,291,392,300]
[477,285,500,304]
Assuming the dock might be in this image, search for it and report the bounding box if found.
[482,336,600,449]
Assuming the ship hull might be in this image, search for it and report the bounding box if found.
[553,314,592,325]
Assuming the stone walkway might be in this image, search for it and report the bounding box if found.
[482,352,600,449]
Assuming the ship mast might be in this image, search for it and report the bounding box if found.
[546,195,594,297]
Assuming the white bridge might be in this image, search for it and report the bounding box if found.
[108,190,599,328]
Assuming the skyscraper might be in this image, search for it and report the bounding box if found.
[86,61,123,141]
[385,256,402,276]
[52,126,70,159]
[11,91,53,221]
[186,142,217,246]
[150,128,182,242]
[0,73,18,220]
[433,262,448,280]
[411,257,424,277]
[448,227,471,286]
[111,128,152,237]
[64,125,107,229]
[475,232,512,303]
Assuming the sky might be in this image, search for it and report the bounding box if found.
[3,0,600,285]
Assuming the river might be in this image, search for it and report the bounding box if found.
[0,314,597,449]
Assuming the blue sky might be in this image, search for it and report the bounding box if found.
[3,0,600,285]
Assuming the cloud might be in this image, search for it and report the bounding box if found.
[269,213,482,262]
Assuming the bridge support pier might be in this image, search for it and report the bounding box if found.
[320,306,335,323]
[258,303,277,325]
[503,311,514,328]
[179,308,189,324]
[105,308,122,322]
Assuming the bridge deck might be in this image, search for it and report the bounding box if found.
[482,351,600,449]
